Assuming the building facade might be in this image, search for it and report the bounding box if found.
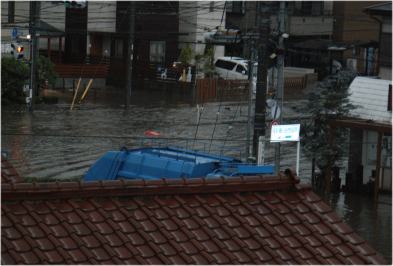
[178,1,226,61]
[333,1,380,76]
[364,2,392,80]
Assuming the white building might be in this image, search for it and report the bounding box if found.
[347,77,392,192]
[178,1,226,62]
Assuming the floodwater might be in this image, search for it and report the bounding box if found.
[1,89,391,262]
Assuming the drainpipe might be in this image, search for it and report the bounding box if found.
[368,14,383,76]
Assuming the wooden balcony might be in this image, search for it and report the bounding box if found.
[54,63,109,78]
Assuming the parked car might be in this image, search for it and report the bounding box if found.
[214,56,253,80]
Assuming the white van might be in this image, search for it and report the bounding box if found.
[214,57,254,80]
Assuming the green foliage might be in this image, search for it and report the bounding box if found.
[202,46,216,78]
[1,57,29,102]
[301,70,357,171]
[179,44,193,65]
[37,55,58,89]
[2,55,58,104]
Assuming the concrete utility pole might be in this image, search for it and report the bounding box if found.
[125,1,135,109]
[274,1,286,174]
[246,39,257,160]
[253,2,271,164]
[29,1,40,112]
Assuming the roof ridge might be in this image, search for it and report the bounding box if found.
[2,171,303,201]
[364,1,392,10]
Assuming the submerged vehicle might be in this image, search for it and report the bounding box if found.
[84,147,274,181]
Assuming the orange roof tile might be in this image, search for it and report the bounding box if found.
[1,156,23,184]
[1,172,387,265]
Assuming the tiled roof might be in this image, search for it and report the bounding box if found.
[1,156,23,184]
[348,77,392,124]
[364,2,392,14]
[2,172,387,265]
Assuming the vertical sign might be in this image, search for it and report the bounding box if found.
[270,124,301,175]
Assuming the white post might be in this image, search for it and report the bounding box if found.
[296,140,300,176]
[196,104,200,123]
[257,136,265,165]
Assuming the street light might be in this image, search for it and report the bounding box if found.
[281,33,289,39]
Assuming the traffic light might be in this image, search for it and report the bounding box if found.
[11,43,24,59]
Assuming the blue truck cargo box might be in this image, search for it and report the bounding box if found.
[84,147,274,181]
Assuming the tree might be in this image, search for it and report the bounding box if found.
[1,57,29,103]
[37,55,58,89]
[179,44,193,65]
[2,55,58,105]
[202,46,216,78]
[301,70,356,189]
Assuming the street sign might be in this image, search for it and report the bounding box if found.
[270,124,302,176]
[266,99,281,120]
[270,124,300,143]
[11,28,18,39]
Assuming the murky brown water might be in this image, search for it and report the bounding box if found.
[1,89,391,262]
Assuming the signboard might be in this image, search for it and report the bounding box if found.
[11,28,18,39]
[270,124,300,142]
[266,99,281,120]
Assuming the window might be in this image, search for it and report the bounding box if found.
[114,39,123,57]
[235,65,247,75]
[301,1,312,15]
[227,1,245,14]
[150,41,166,63]
[215,60,236,70]
[209,1,214,12]
[299,1,323,16]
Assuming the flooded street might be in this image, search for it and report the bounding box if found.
[1,89,391,262]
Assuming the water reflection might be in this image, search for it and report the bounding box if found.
[326,192,392,263]
[1,90,391,262]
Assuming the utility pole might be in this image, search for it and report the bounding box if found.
[274,1,286,174]
[253,2,271,164]
[246,38,257,161]
[125,1,135,109]
[29,1,40,112]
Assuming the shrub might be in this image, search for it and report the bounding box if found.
[1,57,29,103]
[37,55,58,89]
[179,44,193,65]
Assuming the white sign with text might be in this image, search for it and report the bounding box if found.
[270,124,300,142]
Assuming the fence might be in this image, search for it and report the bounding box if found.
[284,76,306,98]
[196,79,249,103]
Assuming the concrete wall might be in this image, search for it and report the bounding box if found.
[362,130,392,191]
[179,1,225,60]
[1,1,9,24]
[333,1,379,43]
[379,67,392,80]
[1,1,30,41]
[87,2,116,33]
[382,17,392,33]
[288,16,333,36]
[227,2,333,37]
[14,1,29,24]
[41,2,66,32]
[226,1,257,32]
